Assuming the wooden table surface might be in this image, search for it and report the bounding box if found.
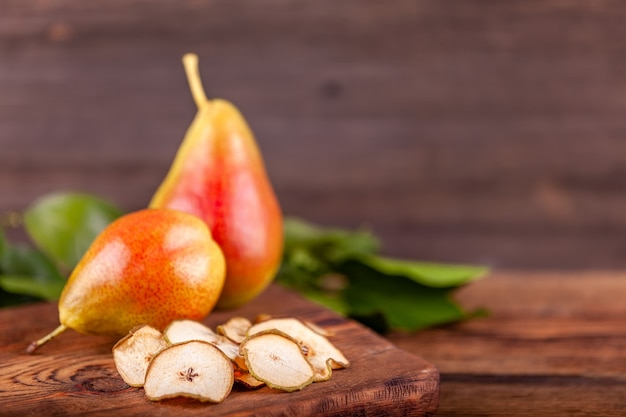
[388,270,626,416]
[0,285,440,417]
[0,271,626,417]
[1,270,623,416]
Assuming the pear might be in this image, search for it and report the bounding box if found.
[149,53,283,309]
[27,208,226,353]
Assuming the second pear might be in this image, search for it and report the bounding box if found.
[150,54,283,309]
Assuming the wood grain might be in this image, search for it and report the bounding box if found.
[388,270,626,417]
[3,2,626,269]
[0,285,439,417]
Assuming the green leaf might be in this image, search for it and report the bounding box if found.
[0,274,64,301]
[283,217,379,263]
[277,217,489,332]
[342,263,468,332]
[23,192,123,270]
[357,255,488,288]
[291,285,350,316]
[0,244,66,300]
[0,227,5,258]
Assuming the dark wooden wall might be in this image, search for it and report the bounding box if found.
[3,1,626,269]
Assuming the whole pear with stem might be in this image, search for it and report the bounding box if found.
[150,54,283,309]
[28,208,226,353]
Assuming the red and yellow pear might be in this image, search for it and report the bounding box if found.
[28,208,226,353]
[150,54,283,309]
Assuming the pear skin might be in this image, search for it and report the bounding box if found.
[28,208,226,353]
[150,54,283,309]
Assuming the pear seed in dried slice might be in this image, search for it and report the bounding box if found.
[248,317,349,382]
[144,340,234,403]
[112,324,169,387]
[217,316,252,344]
[164,319,240,361]
[240,330,315,392]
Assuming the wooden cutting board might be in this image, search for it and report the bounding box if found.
[0,285,439,417]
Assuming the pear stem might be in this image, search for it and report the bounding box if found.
[182,53,209,109]
[27,324,67,354]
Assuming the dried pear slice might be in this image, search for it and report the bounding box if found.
[234,369,265,389]
[164,319,240,361]
[112,324,169,387]
[144,340,234,403]
[214,338,241,362]
[240,330,315,392]
[254,313,273,323]
[247,318,349,382]
[217,316,252,344]
[164,319,219,344]
[233,353,249,371]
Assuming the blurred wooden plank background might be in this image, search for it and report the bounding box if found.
[3,1,626,270]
